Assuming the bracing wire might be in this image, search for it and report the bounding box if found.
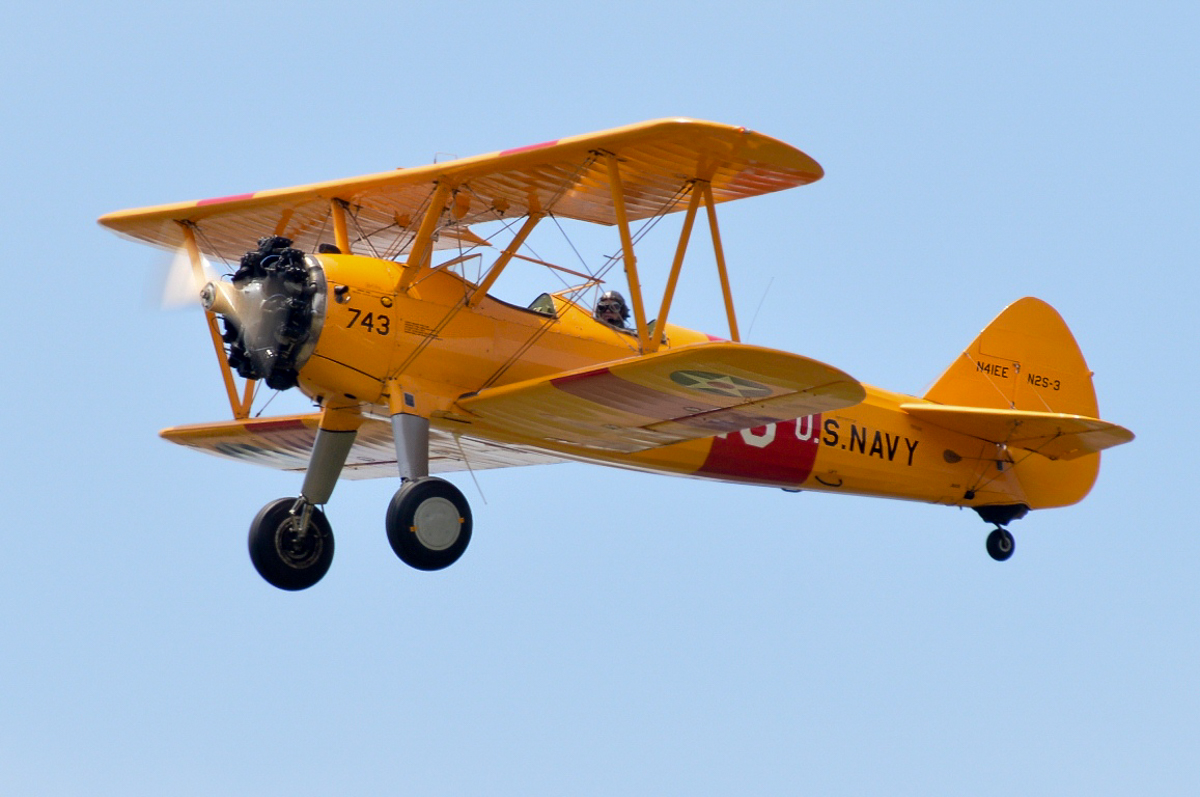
[191,223,235,275]
[747,277,775,337]
[305,210,332,254]
[453,434,487,505]
[254,387,282,418]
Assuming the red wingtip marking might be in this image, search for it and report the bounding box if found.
[244,419,310,433]
[197,192,256,206]
[500,140,559,157]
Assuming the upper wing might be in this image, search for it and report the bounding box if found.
[160,414,562,479]
[900,404,1134,460]
[98,118,822,262]
[457,342,864,453]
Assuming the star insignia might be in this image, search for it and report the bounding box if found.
[669,370,772,399]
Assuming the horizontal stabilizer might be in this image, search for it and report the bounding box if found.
[161,414,561,478]
[458,342,865,453]
[900,403,1134,460]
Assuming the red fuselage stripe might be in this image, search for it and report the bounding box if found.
[694,415,822,486]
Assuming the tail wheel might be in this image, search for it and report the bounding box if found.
[985,527,1015,562]
[248,498,335,590]
[386,478,472,571]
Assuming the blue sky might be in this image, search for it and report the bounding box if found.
[2,2,1197,794]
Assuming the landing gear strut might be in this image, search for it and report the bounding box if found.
[248,497,335,590]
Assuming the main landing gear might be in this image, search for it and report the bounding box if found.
[248,498,335,590]
[246,407,475,590]
[974,504,1028,563]
[382,412,473,571]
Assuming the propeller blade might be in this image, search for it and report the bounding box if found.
[161,246,219,308]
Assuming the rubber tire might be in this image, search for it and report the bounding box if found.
[386,478,472,571]
[985,528,1015,562]
[248,498,335,590]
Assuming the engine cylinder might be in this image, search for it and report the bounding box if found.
[217,237,327,391]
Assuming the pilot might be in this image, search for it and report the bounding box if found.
[594,290,630,328]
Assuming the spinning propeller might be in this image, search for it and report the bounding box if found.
[160,245,219,309]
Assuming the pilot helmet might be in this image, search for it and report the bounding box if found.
[595,290,630,326]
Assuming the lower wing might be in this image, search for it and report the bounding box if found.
[160,414,562,478]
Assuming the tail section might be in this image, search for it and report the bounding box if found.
[920,297,1132,510]
[924,296,1098,417]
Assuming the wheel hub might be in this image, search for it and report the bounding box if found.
[412,497,461,551]
[986,527,1016,562]
[277,520,323,568]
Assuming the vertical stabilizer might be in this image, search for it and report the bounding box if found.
[924,297,1099,417]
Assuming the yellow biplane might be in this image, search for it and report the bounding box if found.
[100,118,1133,590]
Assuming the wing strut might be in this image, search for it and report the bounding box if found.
[604,153,651,352]
[467,212,544,307]
[647,183,704,353]
[180,222,254,419]
[703,182,740,342]
[638,181,740,351]
[330,198,351,254]
[398,182,453,292]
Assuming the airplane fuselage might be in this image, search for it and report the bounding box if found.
[301,254,1095,514]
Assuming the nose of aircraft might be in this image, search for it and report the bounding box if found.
[203,237,327,391]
